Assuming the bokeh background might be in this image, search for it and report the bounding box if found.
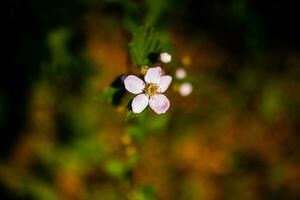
[2,0,300,199]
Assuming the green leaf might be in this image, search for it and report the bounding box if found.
[129,27,164,66]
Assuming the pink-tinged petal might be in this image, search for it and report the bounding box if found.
[144,67,162,84]
[149,94,170,114]
[124,75,145,94]
[132,94,149,113]
[158,75,172,93]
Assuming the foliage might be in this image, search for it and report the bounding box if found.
[129,27,170,66]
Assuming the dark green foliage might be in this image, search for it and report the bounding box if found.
[129,27,167,66]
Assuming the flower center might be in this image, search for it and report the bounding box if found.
[145,83,159,96]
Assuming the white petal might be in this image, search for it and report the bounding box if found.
[158,75,172,93]
[124,75,145,94]
[149,94,170,114]
[144,67,162,84]
[179,82,193,96]
[132,94,149,113]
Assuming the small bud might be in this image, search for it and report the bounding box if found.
[159,52,172,63]
[175,68,187,79]
[179,82,193,96]
[140,66,149,75]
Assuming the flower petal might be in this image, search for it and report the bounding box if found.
[124,75,145,94]
[149,94,170,114]
[144,67,162,84]
[158,75,172,93]
[132,94,149,113]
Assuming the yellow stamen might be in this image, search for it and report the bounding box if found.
[145,83,159,96]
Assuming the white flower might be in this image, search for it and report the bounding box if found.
[179,82,193,96]
[124,67,172,114]
[159,52,172,63]
[175,68,187,79]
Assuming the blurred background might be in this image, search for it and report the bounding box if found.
[2,0,300,199]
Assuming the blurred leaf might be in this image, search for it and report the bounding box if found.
[132,185,157,200]
[120,0,141,33]
[126,126,145,143]
[47,28,72,68]
[71,136,104,162]
[24,178,60,200]
[101,87,119,103]
[260,83,284,121]
[144,0,170,27]
[146,114,169,132]
[104,160,128,179]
